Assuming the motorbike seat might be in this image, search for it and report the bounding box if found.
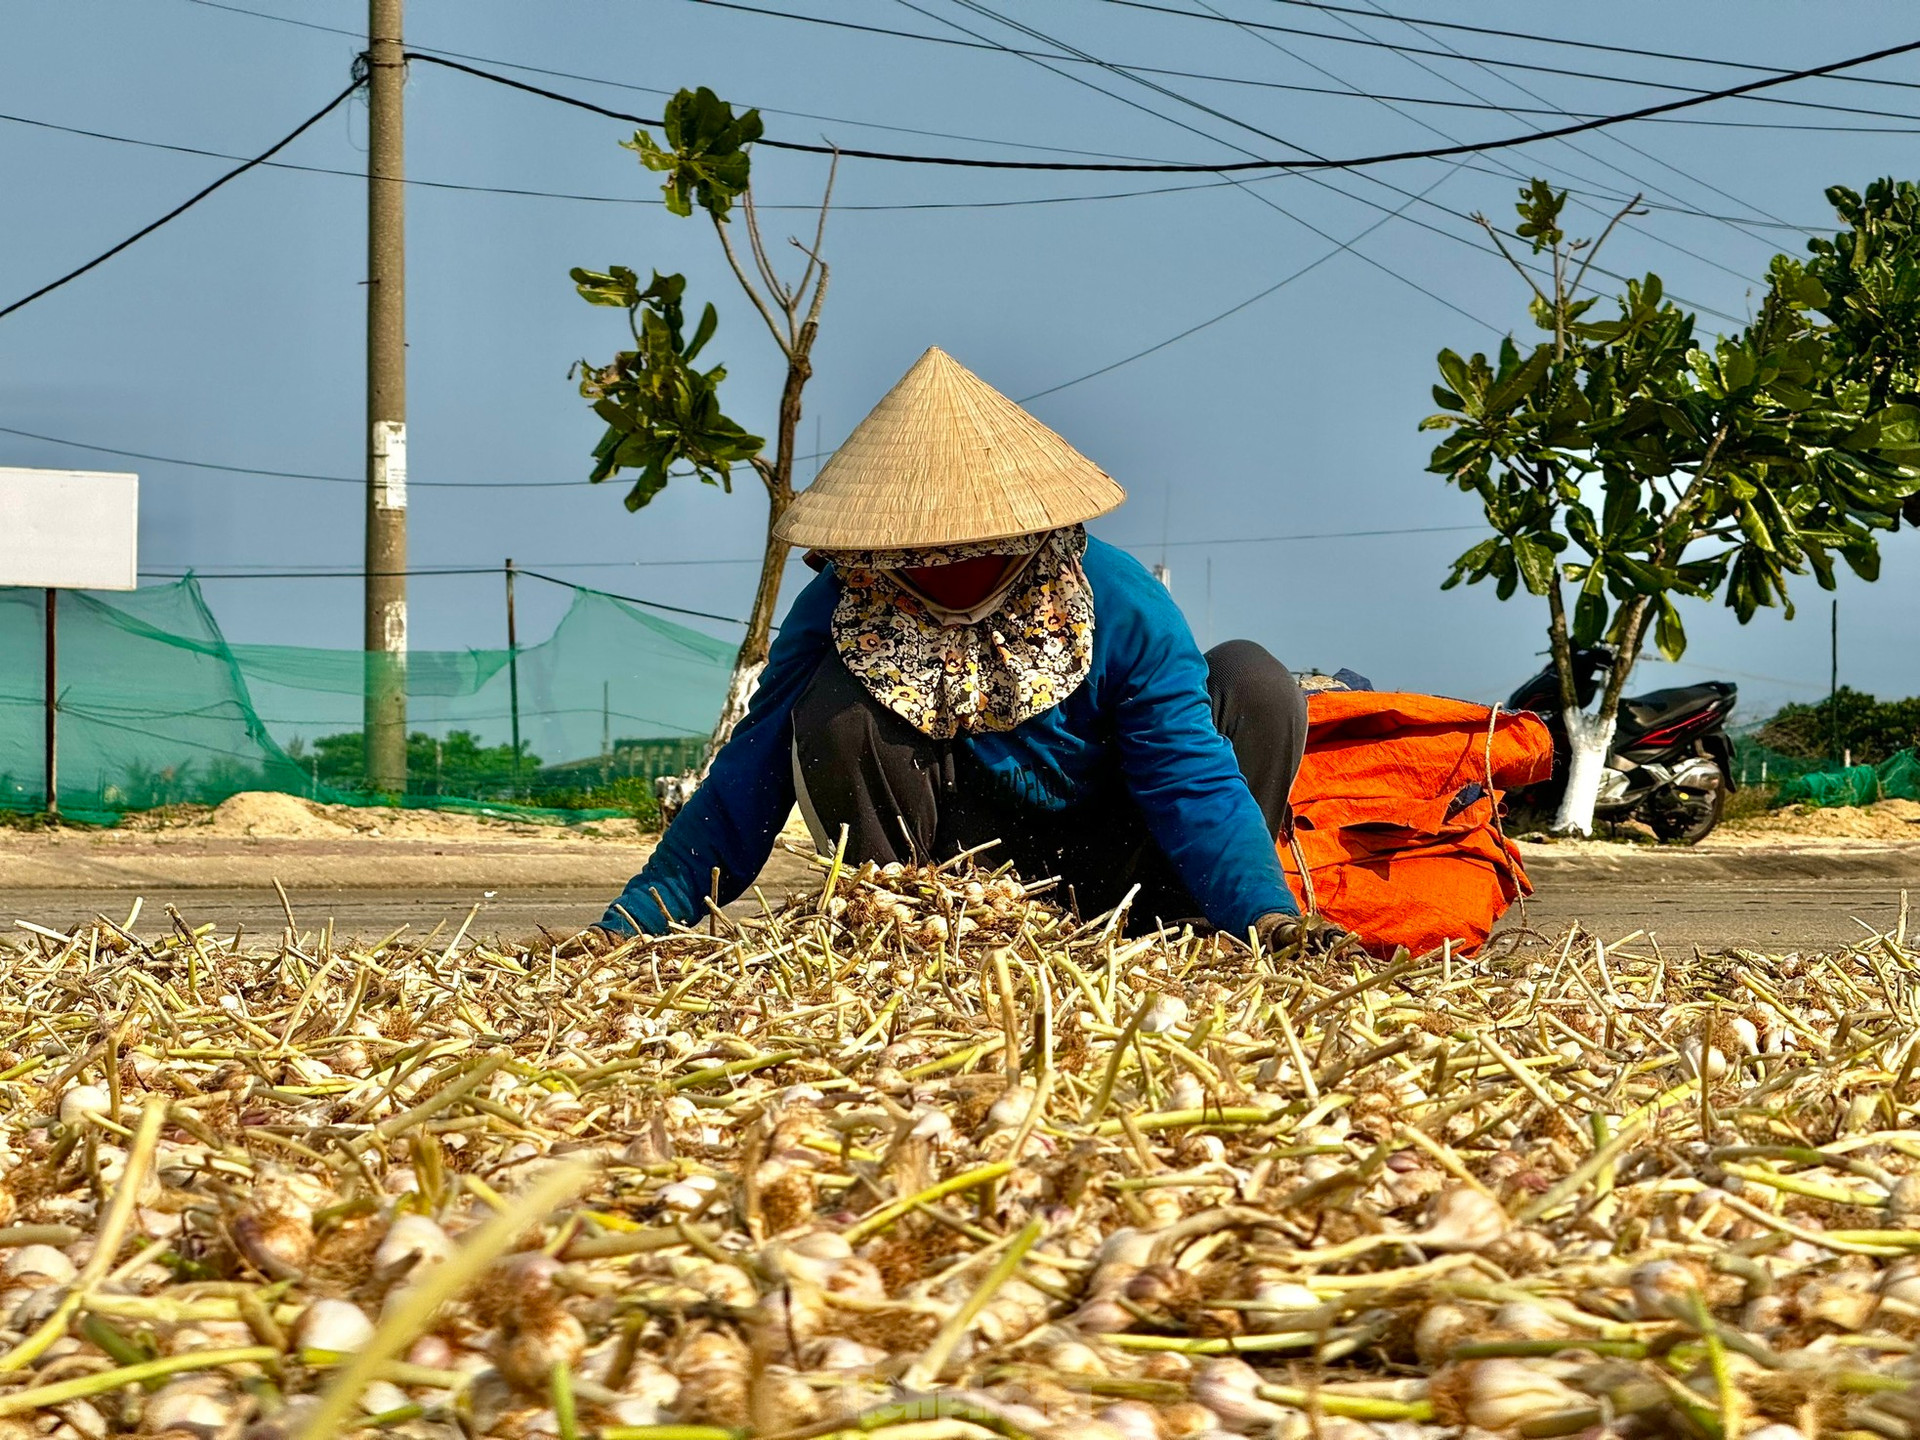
[1618,683,1727,737]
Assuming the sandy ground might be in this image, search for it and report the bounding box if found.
[4,791,1917,951]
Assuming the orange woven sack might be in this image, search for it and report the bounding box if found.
[1277,691,1553,958]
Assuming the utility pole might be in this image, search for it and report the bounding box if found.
[1829,598,1840,764]
[505,559,522,795]
[43,589,57,819]
[363,0,408,794]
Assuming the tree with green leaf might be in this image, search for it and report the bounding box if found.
[572,87,834,796]
[1424,180,1920,834]
[1805,178,1920,529]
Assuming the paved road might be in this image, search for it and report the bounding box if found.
[6,869,1912,952]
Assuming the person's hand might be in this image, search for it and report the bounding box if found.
[1253,911,1355,955]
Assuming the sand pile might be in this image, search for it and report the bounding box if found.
[205,790,355,839]
[1725,796,1920,842]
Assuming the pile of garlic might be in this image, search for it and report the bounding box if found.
[2,859,1920,1439]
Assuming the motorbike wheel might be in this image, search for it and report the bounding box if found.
[1647,770,1726,845]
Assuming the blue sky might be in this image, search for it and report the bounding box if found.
[4,0,1919,728]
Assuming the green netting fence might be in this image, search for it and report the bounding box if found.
[1775,750,1920,808]
[0,577,733,824]
[1731,734,1839,788]
[1731,732,1920,809]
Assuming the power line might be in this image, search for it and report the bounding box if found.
[0,79,362,322]
[1244,0,1920,93]
[0,106,1827,230]
[1254,0,1780,277]
[0,424,595,488]
[140,523,1490,584]
[913,0,1506,340]
[1336,0,1794,245]
[1083,0,1920,118]
[179,0,1192,163]
[178,0,1920,138]
[405,38,1920,173]
[140,563,760,627]
[143,558,773,574]
[1019,166,1461,399]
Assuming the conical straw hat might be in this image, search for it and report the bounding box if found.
[774,347,1127,550]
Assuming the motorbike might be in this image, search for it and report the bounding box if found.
[1505,646,1739,844]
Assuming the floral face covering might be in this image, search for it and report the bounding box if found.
[821,525,1096,738]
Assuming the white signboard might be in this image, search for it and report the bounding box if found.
[0,467,139,591]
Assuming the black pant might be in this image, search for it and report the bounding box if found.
[790,640,1307,929]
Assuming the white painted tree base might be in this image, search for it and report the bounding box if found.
[1553,707,1615,836]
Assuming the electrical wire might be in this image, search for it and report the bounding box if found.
[0,424,596,489]
[1229,0,1920,93]
[919,0,1745,384]
[404,39,1920,173]
[0,79,362,321]
[140,564,759,627]
[141,523,1490,586]
[180,0,1183,164]
[1220,0,1782,278]
[0,107,1830,230]
[909,0,1505,342]
[179,0,1920,137]
[1081,0,1920,118]
[1333,0,1794,245]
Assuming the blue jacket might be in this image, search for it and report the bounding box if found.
[602,537,1298,935]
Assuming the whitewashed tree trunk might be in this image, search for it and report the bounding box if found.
[1553,706,1615,835]
[699,656,766,782]
[654,656,766,825]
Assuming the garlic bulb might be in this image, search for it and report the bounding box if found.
[1414,1302,1480,1367]
[1795,1277,1876,1331]
[809,1337,887,1373]
[373,1211,454,1283]
[4,1244,77,1285]
[1139,995,1190,1035]
[232,1179,316,1281]
[58,1085,111,1128]
[1037,1336,1111,1377]
[291,1298,376,1354]
[1462,1358,1584,1432]
[669,1330,751,1427]
[1886,1173,1920,1222]
[1680,1039,1730,1080]
[1491,1300,1564,1340]
[658,1174,720,1213]
[141,1377,237,1439]
[985,1085,1040,1131]
[357,1381,411,1417]
[1245,1280,1325,1333]
[1167,1073,1207,1112]
[1410,1185,1509,1251]
[491,1304,587,1394]
[1628,1259,1701,1320]
[1880,1257,1920,1309]
[1098,1402,1164,1440]
[1190,1358,1296,1431]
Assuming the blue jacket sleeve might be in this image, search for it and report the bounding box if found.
[600,573,837,935]
[1101,560,1298,933]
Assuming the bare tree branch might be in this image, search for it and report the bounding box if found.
[1571,193,1646,300]
[1472,213,1549,310]
[793,152,839,311]
[792,242,832,337]
[740,189,792,324]
[711,212,789,355]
